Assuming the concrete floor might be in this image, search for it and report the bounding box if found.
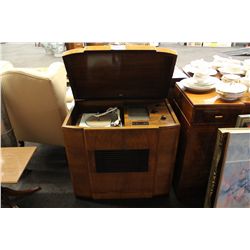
[0,43,62,67]
[1,42,249,68]
[1,42,249,208]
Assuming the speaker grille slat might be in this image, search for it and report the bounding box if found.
[95,149,149,173]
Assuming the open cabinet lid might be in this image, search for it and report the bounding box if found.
[63,45,177,100]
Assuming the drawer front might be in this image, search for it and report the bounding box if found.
[193,108,243,125]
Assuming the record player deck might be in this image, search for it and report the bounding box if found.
[78,104,170,128]
[79,107,122,128]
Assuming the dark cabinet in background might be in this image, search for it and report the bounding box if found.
[172,82,250,205]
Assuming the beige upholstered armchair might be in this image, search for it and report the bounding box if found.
[1,62,74,146]
[0,60,14,73]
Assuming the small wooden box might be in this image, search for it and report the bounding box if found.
[62,45,180,199]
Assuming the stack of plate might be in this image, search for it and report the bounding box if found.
[216,82,247,101]
[180,77,220,93]
[243,59,250,71]
[183,64,217,76]
[218,65,245,76]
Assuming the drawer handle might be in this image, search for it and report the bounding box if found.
[214,115,224,119]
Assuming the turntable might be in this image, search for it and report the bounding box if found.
[79,107,122,127]
[62,45,180,199]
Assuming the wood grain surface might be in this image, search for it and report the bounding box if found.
[1,146,36,184]
[172,82,250,204]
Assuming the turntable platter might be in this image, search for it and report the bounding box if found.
[79,108,122,128]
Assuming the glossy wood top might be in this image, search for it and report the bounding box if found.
[63,45,177,56]
[63,46,177,100]
[176,82,250,107]
[1,146,36,184]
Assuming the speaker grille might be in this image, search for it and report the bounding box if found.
[95,149,149,173]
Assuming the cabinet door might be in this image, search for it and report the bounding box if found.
[84,128,158,198]
[175,125,218,186]
[173,123,240,204]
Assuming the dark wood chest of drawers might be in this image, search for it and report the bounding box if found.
[172,82,250,205]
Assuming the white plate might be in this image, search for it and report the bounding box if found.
[211,61,224,69]
[218,67,245,75]
[195,76,221,86]
[184,84,215,93]
[216,91,244,101]
[183,64,217,75]
[218,96,240,101]
[216,89,245,96]
[180,78,216,93]
[216,82,247,94]
[180,76,220,86]
[216,92,245,100]
[190,59,210,68]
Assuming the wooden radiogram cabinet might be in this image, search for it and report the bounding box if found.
[172,82,250,205]
[62,45,180,199]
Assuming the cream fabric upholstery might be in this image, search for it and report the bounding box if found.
[0,61,14,73]
[1,62,72,146]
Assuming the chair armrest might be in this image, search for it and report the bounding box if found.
[0,60,14,74]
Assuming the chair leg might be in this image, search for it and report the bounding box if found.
[1,186,41,208]
[2,186,41,198]
[1,191,19,208]
[18,140,25,147]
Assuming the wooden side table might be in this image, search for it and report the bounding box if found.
[1,146,41,208]
[172,82,250,205]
